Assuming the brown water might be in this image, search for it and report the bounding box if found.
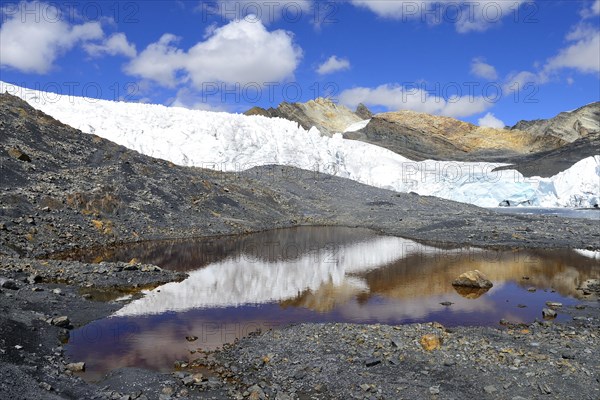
[64,226,600,381]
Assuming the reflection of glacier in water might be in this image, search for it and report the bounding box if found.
[115,236,458,316]
[66,227,600,380]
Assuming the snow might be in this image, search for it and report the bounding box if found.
[343,119,370,132]
[2,81,599,208]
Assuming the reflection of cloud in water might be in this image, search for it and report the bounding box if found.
[69,227,600,380]
[115,237,441,316]
[336,293,498,323]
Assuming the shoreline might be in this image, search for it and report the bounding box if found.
[0,227,600,400]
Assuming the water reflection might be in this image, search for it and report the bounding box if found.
[66,227,600,380]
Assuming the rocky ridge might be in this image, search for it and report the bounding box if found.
[244,97,365,136]
[511,101,600,143]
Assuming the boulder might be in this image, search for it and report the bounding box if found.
[419,334,441,351]
[66,362,85,372]
[452,270,493,289]
[7,147,32,162]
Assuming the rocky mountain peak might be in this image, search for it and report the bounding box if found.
[244,98,369,136]
[511,102,600,143]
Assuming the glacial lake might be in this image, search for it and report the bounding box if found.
[64,226,600,380]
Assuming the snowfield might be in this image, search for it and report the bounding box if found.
[2,81,599,208]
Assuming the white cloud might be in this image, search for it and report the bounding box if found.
[545,25,600,74]
[350,0,425,19]
[124,34,187,87]
[454,0,529,33]
[470,57,498,80]
[84,33,137,58]
[350,0,530,33]
[580,0,600,18]
[339,84,493,118]
[199,0,312,24]
[0,1,103,73]
[478,112,505,128]
[503,70,545,92]
[316,55,350,75]
[502,17,600,91]
[125,19,302,88]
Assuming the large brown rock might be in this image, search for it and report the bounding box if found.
[452,270,493,289]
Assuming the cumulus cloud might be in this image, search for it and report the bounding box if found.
[0,1,137,74]
[125,18,302,88]
[339,84,493,118]
[124,34,187,88]
[502,2,600,92]
[545,24,600,73]
[503,70,545,92]
[316,56,350,75]
[478,112,505,128]
[84,33,137,58]
[350,0,530,33]
[470,57,498,80]
[199,0,312,24]
[0,1,103,73]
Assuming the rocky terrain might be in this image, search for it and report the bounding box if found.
[344,103,600,162]
[244,98,365,137]
[511,102,600,144]
[251,97,599,166]
[215,318,600,400]
[343,110,535,161]
[1,92,599,399]
[493,132,600,177]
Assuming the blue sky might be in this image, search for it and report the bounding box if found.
[1,0,599,126]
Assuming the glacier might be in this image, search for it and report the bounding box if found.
[2,81,598,208]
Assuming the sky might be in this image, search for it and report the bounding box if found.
[1,0,599,127]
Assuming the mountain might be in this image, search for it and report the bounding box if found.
[511,102,600,143]
[343,110,540,162]
[244,97,365,136]
[493,132,600,177]
[2,81,598,208]
[344,103,600,163]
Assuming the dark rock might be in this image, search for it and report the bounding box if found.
[8,147,32,162]
[1,278,19,290]
[50,316,72,328]
[355,103,373,119]
[365,358,381,367]
[293,370,306,379]
[27,274,43,284]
